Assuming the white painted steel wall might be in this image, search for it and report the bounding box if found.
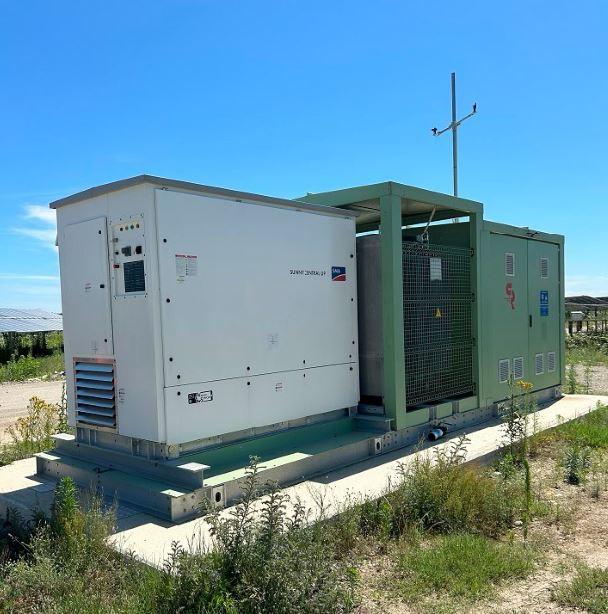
[56,183,359,445]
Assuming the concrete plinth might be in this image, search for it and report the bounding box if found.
[1,394,606,568]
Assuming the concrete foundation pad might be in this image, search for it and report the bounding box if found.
[1,394,606,567]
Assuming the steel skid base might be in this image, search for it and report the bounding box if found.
[35,387,561,522]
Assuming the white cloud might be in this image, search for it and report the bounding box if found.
[566,275,608,297]
[0,273,59,281]
[12,203,57,249]
[12,227,57,245]
[24,204,56,224]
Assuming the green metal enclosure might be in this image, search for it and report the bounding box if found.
[479,221,564,408]
[298,182,565,430]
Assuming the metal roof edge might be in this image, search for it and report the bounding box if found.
[484,219,564,244]
[49,175,148,208]
[297,181,483,214]
[49,175,358,219]
[295,182,392,207]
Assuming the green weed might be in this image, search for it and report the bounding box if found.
[0,467,357,614]
[567,363,579,393]
[562,442,591,485]
[0,392,68,465]
[0,352,64,382]
[179,458,357,613]
[389,436,524,538]
[395,533,537,604]
[567,332,608,365]
[0,479,162,613]
[553,404,608,449]
[553,565,608,613]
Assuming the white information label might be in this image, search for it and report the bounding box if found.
[429,257,442,281]
[175,254,198,281]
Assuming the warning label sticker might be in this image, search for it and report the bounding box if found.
[188,390,213,404]
[176,254,198,282]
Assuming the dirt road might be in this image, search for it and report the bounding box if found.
[0,379,64,443]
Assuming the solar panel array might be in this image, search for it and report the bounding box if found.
[0,308,63,333]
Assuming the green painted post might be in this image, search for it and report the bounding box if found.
[379,192,407,429]
[559,236,566,386]
[470,212,483,407]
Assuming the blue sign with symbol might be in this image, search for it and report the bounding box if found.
[540,290,549,317]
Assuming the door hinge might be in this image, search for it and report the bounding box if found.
[469,247,475,257]
[471,292,476,303]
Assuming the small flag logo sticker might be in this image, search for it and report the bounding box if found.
[331,266,346,281]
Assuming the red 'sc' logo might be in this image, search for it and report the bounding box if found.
[505,282,516,309]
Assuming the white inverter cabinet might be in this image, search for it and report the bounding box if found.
[53,176,359,452]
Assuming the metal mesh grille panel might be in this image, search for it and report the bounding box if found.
[403,242,474,407]
[74,360,116,429]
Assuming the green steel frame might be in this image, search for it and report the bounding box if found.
[298,182,484,430]
[298,182,565,430]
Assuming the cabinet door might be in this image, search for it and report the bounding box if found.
[527,240,560,388]
[60,217,113,358]
[481,233,529,403]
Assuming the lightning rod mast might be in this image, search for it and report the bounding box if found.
[431,72,477,200]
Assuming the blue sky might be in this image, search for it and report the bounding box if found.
[1,1,606,311]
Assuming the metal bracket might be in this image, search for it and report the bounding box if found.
[211,485,226,508]
[370,437,383,455]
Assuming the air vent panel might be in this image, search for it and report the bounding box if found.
[74,359,116,429]
[535,353,544,375]
[505,252,515,277]
[540,257,549,279]
[547,351,556,373]
[513,356,524,380]
[499,359,510,384]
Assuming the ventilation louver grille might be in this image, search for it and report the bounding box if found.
[535,353,544,375]
[74,359,116,429]
[540,257,549,279]
[513,356,524,380]
[505,252,515,276]
[547,351,556,373]
[499,359,510,384]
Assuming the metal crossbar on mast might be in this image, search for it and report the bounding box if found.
[432,72,477,220]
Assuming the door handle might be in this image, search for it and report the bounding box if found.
[529,315,532,328]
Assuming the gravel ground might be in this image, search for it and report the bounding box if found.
[0,379,64,443]
[573,363,608,394]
